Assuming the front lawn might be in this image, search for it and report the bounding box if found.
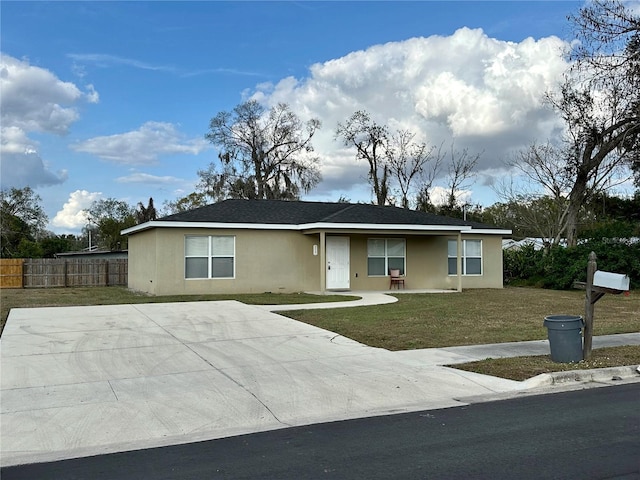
[281,287,639,350]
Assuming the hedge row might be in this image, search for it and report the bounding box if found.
[504,239,639,290]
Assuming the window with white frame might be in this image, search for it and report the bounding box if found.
[367,238,405,276]
[448,239,482,275]
[185,235,235,279]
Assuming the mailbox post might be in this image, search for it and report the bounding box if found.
[580,252,630,360]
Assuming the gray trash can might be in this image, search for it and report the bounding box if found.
[543,315,584,363]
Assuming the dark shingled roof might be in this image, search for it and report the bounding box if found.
[159,199,501,230]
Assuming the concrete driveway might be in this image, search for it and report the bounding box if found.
[0,300,528,466]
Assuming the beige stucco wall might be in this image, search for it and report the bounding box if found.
[346,234,444,290]
[128,229,158,295]
[343,234,503,290]
[129,228,322,295]
[441,235,504,289]
[128,228,505,295]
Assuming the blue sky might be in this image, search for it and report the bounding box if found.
[1,1,589,233]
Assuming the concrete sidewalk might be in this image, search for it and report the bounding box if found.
[1,297,638,467]
[257,289,453,311]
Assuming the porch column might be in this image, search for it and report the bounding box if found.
[319,231,326,294]
[456,232,463,292]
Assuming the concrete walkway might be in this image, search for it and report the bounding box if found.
[256,289,454,311]
[1,294,638,467]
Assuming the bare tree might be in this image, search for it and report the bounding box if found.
[414,142,481,215]
[569,0,640,75]
[504,140,628,245]
[495,168,572,249]
[414,145,444,212]
[546,81,637,245]
[489,196,569,251]
[335,111,390,205]
[443,143,479,210]
[547,0,640,246]
[385,130,441,209]
[514,143,575,199]
[500,142,572,246]
[203,100,322,201]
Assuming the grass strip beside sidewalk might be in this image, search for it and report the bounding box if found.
[448,345,640,381]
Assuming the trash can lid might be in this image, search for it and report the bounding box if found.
[543,314,584,329]
[544,314,583,321]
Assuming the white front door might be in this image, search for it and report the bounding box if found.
[326,236,350,290]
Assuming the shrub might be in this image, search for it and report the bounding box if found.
[503,244,545,284]
[504,239,639,290]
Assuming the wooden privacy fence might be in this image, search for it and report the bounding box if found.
[0,259,24,288]
[0,258,128,288]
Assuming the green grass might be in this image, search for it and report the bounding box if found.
[450,346,640,381]
[281,288,640,350]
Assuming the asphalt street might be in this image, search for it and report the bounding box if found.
[3,383,639,480]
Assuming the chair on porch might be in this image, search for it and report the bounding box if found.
[389,268,405,289]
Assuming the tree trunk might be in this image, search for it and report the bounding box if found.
[565,202,579,247]
[253,149,264,199]
[565,168,589,247]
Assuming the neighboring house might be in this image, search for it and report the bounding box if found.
[55,250,128,260]
[502,238,567,251]
[122,199,512,295]
[503,237,639,251]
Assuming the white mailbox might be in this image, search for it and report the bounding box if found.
[593,270,630,291]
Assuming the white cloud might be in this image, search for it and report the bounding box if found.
[0,53,97,136]
[84,84,100,103]
[429,186,473,207]
[51,190,102,230]
[67,52,263,78]
[0,126,37,154]
[250,28,570,204]
[0,53,98,188]
[116,172,185,184]
[67,53,176,73]
[0,151,68,189]
[71,121,209,165]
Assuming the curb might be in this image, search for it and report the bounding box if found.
[524,365,640,388]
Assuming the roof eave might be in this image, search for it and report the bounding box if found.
[300,222,469,232]
[462,228,512,235]
[122,221,511,236]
